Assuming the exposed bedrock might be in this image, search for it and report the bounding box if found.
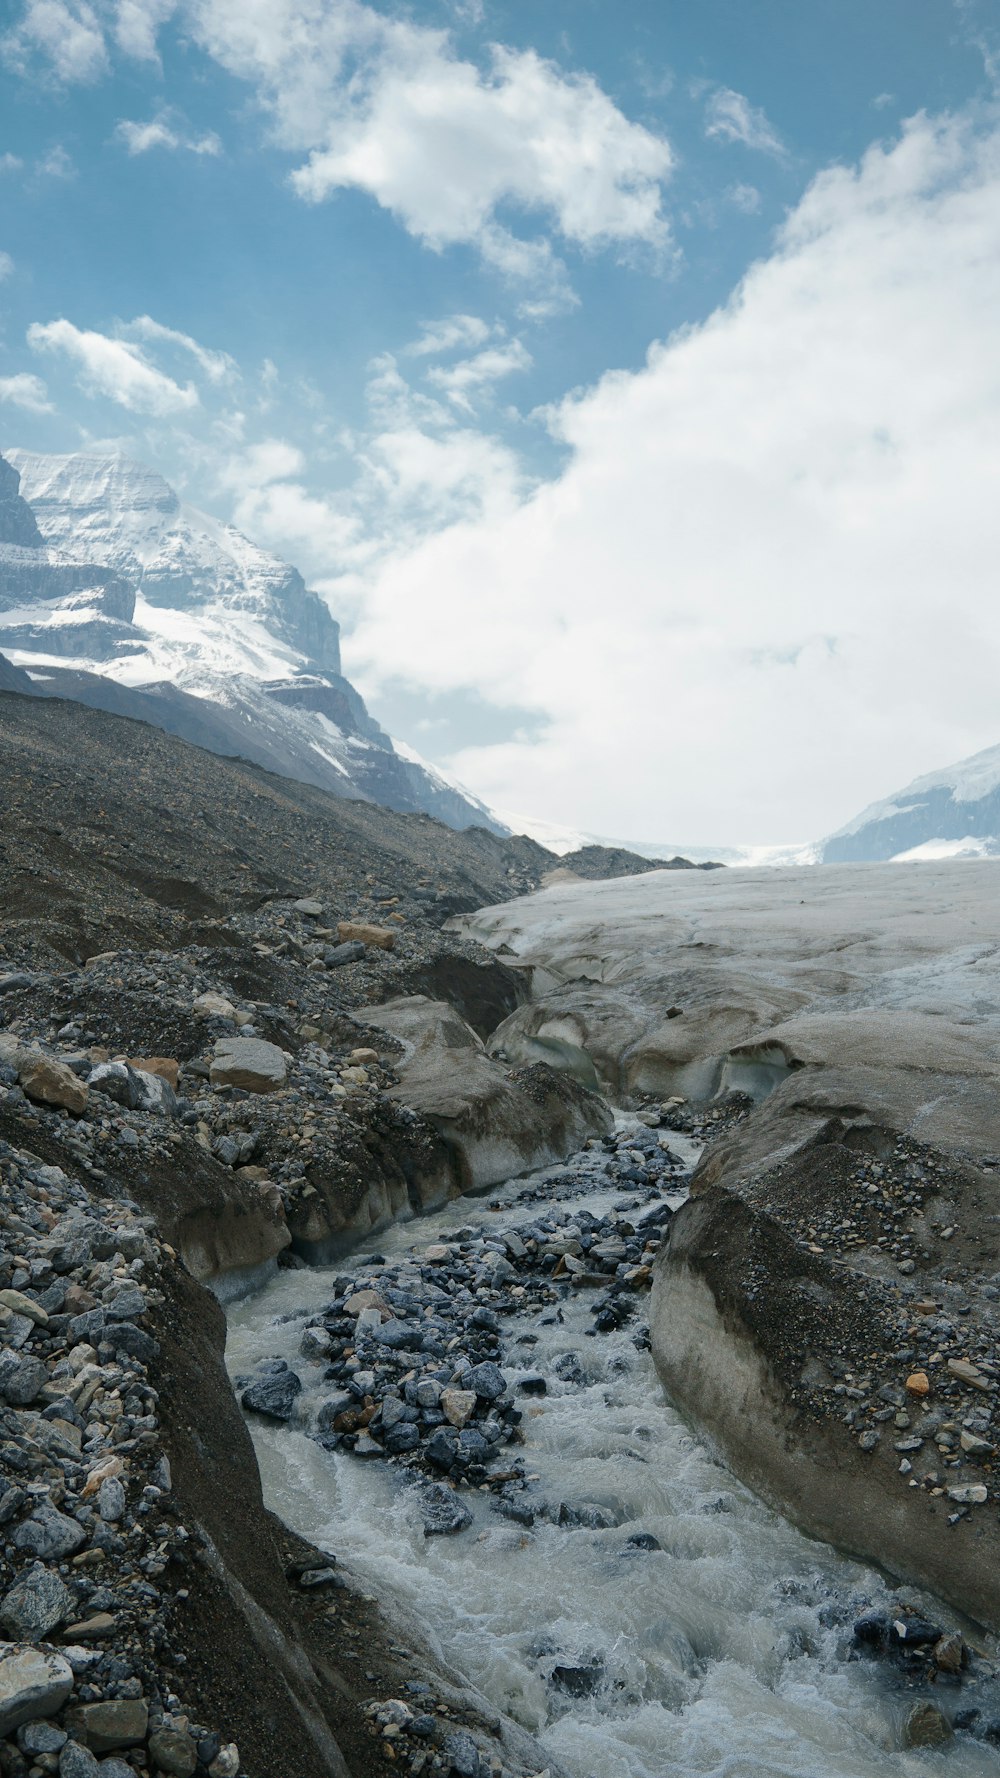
[357,994,614,1192]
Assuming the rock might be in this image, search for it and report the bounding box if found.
[0,1646,74,1736]
[0,1351,48,1405]
[442,1729,485,1777]
[337,922,395,950]
[127,1056,180,1089]
[465,1362,507,1402]
[417,1484,474,1537]
[440,1388,477,1429]
[193,992,236,1019]
[905,1371,931,1397]
[148,1727,197,1776]
[294,899,324,917]
[59,1742,101,1778]
[240,1362,302,1421]
[933,1632,964,1673]
[946,1483,988,1505]
[64,1699,148,1751]
[18,1722,68,1755]
[947,1357,991,1389]
[207,1746,240,1778]
[0,1567,72,1639]
[324,942,366,968]
[13,1502,86,1560]
[350,1047,380,1065]
[97,1477,126,1523]
[0,1288,48,1325]
[18,1057,88,1114]
[903,1701,951,1748]
[210,1038,287,1093]
[87,1062,142,1109]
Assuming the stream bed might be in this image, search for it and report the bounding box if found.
[226,1123,1000,1778]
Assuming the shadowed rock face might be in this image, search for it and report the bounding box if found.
[463,860,1000,1630]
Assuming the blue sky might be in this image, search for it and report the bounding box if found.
[2,1,1000,843]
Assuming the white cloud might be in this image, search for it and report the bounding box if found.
[27,318,200,414]
[0,372,53,413]
[0,252,13,281]
[0,153,24,174]
[3,0,107,82]
[5,0,673,288]
[426,337,531,411]
[726,181,762,214]
[35,144,75,179]
[126,315,234,381]
[341,111,1000,845]
[113,0,179,61]
[190,0,671,282]
[704,86,786,157]
[115,112,222,155]
[405,314,494,358]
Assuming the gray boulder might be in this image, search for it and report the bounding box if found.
[210,1038,287,1094]
[0,1646,74,1737]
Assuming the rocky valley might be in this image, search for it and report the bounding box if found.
[1,690,1000,1778]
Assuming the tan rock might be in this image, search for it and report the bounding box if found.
[947,1357,991,1389]
[193,991,236,1019]
[337,921,395,950]
[0,1289,48,1325]
[343,1289,389,1318]
[349,1047,380,1065]
[66,1697,149,1751]
[18,1057,88,1114]
[126,1056,179,1089]
[441,1387,477,1429]
[903,1702,950,1749]
[905,1371,931,1397]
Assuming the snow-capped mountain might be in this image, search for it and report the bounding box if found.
[821,745,1000,862]
[0,449,502,833]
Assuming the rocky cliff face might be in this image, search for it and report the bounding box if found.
[0,449,503,833]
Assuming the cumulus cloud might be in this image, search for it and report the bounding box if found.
[341,111,1000,844]
[27,319,199,414]
[704,86,786,157]
[3,0,107,82]
[6,0,672,287]
[115,112,221,156]
[35,144,75,179]
[0,372,54,413]
[0,252,13,281]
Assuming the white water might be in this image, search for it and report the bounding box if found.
[226,1144,1000,1778]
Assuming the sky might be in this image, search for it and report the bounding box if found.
[2,0,1000,846]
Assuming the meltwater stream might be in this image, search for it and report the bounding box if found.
[226,1129,1000,1778]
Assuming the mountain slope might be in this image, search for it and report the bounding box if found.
[0,448,502,832]
[821,744,1000,862]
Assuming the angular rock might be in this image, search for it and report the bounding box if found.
[417,1484,474,1538]
[64,1699,148,1751]
[0,1567,72,1640]
[240,1362,302,1421]
[13,1502,87,1560]
[903,1701,951,1748]
[210,1038,287,1094]
[0,1351,48,1405]
[19,1056,88,1114]
[59,1742,100,1778]
[0,1646,74,1736]
[440,1388,477,1429]
[148,1727,197,1776]
[465,1362,507,1402]
[337,922,395,950]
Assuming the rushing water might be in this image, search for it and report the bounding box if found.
[226,1133,1000,1778]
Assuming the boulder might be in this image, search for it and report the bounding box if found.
[0,1646,73,1737]
[337,922,395,950]
[65,1699,149,1751]
[193,992,236,1020]
[0,1567,72,1639]
[127,1056,179,1089]
[210,1038,287,1094]
[18,1057,88,1114]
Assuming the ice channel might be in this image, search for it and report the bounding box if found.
[226,1129,1000,1778]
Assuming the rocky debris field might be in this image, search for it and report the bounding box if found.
[0,1129,242,1778]
[238,1124,682,1516]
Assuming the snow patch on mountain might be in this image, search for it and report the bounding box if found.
[822,742,1000,862]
